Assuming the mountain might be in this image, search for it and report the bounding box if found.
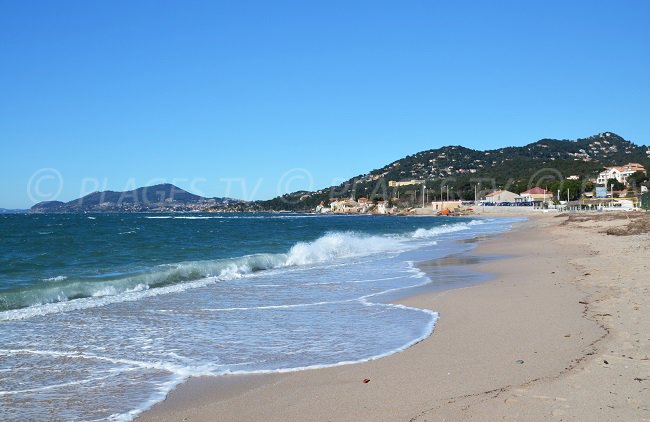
[257,132,650,210]
[30,184,240,213]
[28,133,650,214]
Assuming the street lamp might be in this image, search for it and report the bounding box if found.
[422,183,425,208]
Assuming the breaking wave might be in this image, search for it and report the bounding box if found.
[411,219,483,238]
[0,221,480,315]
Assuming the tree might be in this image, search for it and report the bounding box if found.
[547,179,583,201]
[626,171,648,190]
[606,178,625,192]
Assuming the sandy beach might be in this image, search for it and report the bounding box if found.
[139,213,650,421]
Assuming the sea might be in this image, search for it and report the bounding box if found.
[0,212,522,421]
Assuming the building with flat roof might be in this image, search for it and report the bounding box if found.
[483,190,522,203]
[388,179,425,188]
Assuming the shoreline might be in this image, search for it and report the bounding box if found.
[138,213,649,421]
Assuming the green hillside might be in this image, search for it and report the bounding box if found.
[258,132,650,210]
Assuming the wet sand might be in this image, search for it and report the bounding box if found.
[139,213,650,421]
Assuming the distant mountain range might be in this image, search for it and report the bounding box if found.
[29,132,650,213]
[30,183,241,213]
[0,208,28,214]
[258,132,650,210]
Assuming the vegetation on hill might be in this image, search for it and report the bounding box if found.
[29,133,650,213]
[258,132,650,210]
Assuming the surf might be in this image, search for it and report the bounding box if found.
[0,222,477,316]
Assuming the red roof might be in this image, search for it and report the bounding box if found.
[521,187,550,195]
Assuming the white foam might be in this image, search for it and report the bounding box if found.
[105,297,440,421]
[108,375,186,422]
[0,373,119,396]
[0,277,218,321]
[285,232,399,266]
[42,276,68,282]
[194,299,356,313]
[358,262,432,301]
[143,215,318,220]
[1,217,521,421]
[0,348,222,376]
[411,221,482,239]
[219,303,439,375]
[1,220,490,322]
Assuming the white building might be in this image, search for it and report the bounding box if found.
[330,199,363,214]
[356,197,374,213]
[388,179,425,188]
[596,163,646,185]
[315,202,331,214]
[519,187,552,204]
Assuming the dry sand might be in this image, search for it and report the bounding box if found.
[139,213,650,421]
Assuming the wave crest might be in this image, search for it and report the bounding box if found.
[285,232,397,266]
[1,221,485,315]
[411,220,483,239]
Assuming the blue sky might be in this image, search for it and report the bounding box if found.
[1,0,649,208]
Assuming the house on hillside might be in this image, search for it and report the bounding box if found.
[482,190,522,204]
[388,179,425,188]
[596,163,646,185]
[520,187,552,204]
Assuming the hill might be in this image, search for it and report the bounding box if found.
[30,184,238,213]
[258,132,650,210]
[28,133,650,213]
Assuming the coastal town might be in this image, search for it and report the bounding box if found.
[315,163,650,215]
[315,162,650,215]
[30,161,649,215]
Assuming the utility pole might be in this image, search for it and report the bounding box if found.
[422,183,425,208]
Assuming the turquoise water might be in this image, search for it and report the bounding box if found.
[0,213,520,420]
